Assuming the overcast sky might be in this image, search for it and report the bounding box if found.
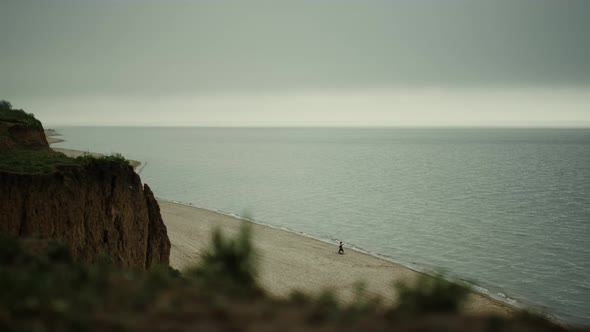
[2,0,589,126]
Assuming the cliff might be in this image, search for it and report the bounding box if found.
[0,105,170,269]
[0,160,170,269]
[0,122,49,151]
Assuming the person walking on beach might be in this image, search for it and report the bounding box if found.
[338,241,344,255]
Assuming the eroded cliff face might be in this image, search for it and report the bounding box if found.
[0,161,171,269]
[0,123,49,151]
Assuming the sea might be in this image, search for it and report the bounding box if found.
[53,127,590,325]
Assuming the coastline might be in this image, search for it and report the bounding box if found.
[45,130,64,144]
[46,130,141,169]
[158,198,516,317]
[45,130,518,317]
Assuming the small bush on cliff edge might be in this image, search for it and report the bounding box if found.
[75,152,128,167]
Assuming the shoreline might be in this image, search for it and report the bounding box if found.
[44,130,519,317]
[156,197,525,300]
[158,198,518,317]
[46,130,141,169]
[45,130,64,145]
[159,198,521,306]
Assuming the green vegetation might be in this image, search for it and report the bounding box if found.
[0,100,43,129]
[0,233,182,331]
[0,150,130,174]
[393,272,470,316]
[0,228,572,332]
[187,224,260,295]
[0,149,77,173]
[74,152,128,167]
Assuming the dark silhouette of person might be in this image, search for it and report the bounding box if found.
[338,241,344,255]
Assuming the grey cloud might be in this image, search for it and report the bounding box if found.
[2,0,590,99]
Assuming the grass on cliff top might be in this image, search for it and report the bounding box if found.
[0,227,572,332]
[0,149,129,174]
[0,150,76,173]
[0,100,43,129]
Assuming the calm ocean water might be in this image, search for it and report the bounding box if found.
[54,127,590,325]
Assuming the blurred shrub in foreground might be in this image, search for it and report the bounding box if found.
[187,224,261,296]
[394,273,470,316]
[0,230,574,332]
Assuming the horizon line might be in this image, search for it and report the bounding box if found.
[43,124,590,129]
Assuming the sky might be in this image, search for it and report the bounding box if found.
[1,0,590,127]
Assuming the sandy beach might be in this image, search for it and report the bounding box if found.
[159,199,516,316]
